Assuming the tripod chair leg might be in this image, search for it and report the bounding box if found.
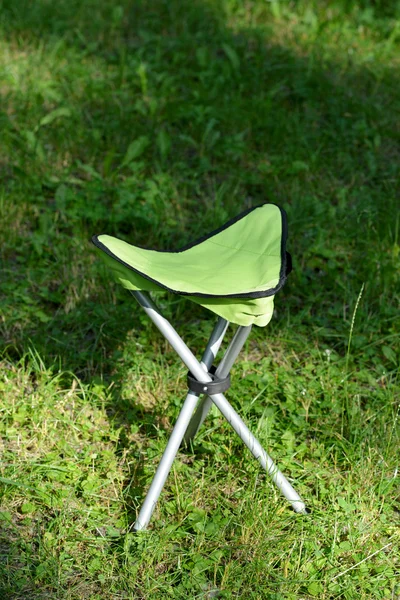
[183,325,252,445]
[199,317,229,372]
[131,291,307,524]
[206,390,307,513]
[133,311,229,531]
[133,390,199,531]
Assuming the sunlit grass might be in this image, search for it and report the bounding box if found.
[0,0,399,598]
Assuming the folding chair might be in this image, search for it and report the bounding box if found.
[92,203,307,530]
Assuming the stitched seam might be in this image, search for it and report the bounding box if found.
[208,240,280,257]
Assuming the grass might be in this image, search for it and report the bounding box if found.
[0,0,399,597]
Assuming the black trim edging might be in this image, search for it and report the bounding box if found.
[92,202,292,299]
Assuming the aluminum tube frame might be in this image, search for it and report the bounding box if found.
[133,306,229,530]
[183,325,252,444]
[199,317,229,372]
[134,390,199,530]
[131,290,307,528]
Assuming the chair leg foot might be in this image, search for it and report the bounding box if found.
[133,392,199,531]
[208,390,307,514]
[130,291,307,523]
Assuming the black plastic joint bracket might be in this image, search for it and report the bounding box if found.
[187,365,231,396]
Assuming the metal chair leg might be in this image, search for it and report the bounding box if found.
[183,325,252,444]
[206,390,307,513]
[133,314,228,530]
[133,390,199,531]
[131,290,308,528]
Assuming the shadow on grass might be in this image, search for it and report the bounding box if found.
[1,0,398,372]
[0,526,62,600]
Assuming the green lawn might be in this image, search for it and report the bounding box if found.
[1,0,399,598]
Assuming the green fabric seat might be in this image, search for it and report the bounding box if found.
[92,203,291,327]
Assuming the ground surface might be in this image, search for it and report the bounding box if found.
[0,0,399,598]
